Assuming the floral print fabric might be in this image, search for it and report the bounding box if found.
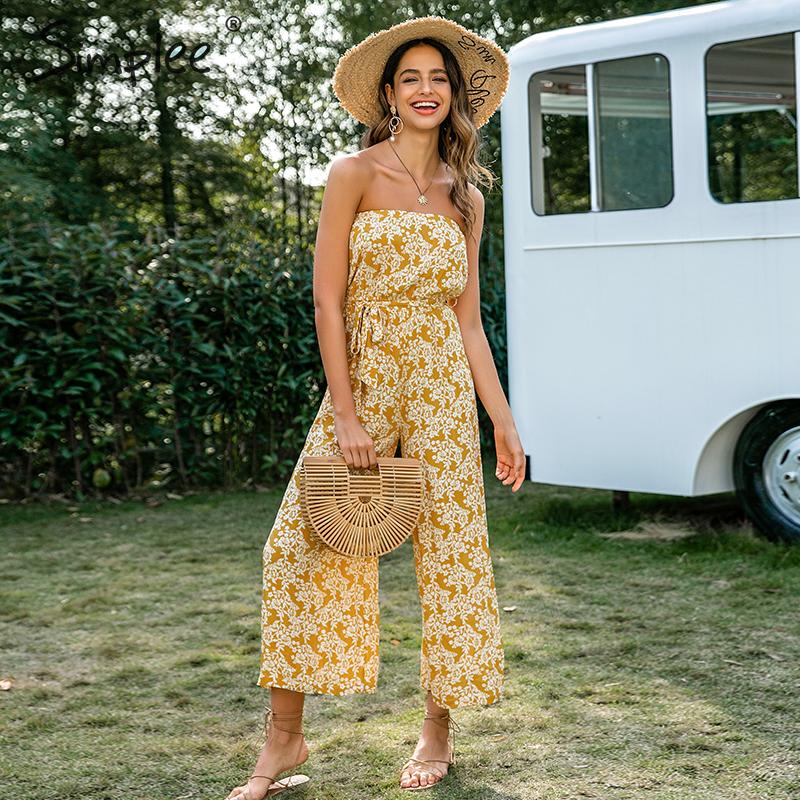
[257,209,505,709]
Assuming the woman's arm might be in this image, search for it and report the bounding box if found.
[312,155,379,469]
[453,185,526,492]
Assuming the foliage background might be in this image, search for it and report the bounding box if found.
[0,0,718,499]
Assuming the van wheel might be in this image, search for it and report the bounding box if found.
[733,401,800,544]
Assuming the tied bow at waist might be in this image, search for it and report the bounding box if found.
[349,297,458,389]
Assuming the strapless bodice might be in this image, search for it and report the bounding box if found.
[343,208,469,391]
[346,209,467,306]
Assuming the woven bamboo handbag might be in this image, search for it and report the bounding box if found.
[298,455,424,557]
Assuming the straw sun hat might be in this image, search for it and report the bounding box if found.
[332,16,510,130]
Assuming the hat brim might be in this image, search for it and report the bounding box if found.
[333,15,509,130]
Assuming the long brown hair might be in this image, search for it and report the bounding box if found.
[359,37,497,247]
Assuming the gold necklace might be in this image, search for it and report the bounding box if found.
[388,141,440,205]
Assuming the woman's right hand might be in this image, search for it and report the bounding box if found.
[334,413,379,469]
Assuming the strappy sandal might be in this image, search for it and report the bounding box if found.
[399,709,461,791]
[226,707,311,800]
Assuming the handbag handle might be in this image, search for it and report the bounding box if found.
[303,455,422,503]
[304,455,421,471]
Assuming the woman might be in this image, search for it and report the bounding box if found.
[226,15,524,799]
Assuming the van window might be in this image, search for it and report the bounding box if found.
[595,54,672,210]
[530,54,673,215]
[529,64,590,215]
[706,32,798,203]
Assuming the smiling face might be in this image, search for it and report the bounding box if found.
[385,43,452,130]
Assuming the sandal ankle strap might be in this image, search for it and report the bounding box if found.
[264,705,305,737]
[424,711,461,733]
[423,711,460,764]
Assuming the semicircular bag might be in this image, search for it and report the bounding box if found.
[298,455,425,557]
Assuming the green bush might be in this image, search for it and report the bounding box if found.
[0,216,507,499]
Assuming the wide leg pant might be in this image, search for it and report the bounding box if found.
[257,302,505,709]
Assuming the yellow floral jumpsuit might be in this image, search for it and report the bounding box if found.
[257,208,505,709]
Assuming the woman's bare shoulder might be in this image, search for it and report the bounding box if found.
[319,151,381,234]
[467,181,484,203]
[327,150,374,183]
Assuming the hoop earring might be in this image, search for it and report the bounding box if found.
[389,105,404,141]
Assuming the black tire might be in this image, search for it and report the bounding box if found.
[733,400,800,544]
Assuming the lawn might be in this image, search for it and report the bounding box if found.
[2,459,799,800]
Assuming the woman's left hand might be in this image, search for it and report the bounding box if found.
[493,423,526,492]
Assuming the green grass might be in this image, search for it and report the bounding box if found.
[2,461,799,799]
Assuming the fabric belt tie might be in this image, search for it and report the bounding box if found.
[349,297,458,389]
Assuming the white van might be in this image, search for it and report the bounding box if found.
[501,0,800,543]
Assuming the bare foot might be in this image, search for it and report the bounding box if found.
[226,713,308,800]
[399,713,454,790]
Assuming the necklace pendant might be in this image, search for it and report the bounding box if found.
[417,194,428,205]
